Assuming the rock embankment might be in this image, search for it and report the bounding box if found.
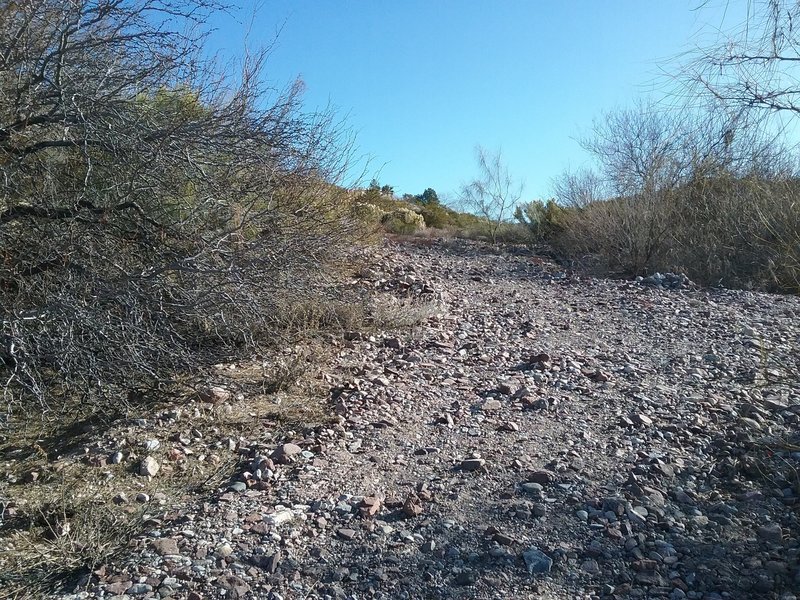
[63,239,800,599]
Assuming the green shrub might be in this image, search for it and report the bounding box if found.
[514,199,569,241]
[352,202,386,225]
[417,202,458,229]
[382,207,426,235]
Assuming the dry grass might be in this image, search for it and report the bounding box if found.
[0,341,338,597]
[0,245,439,595]
[368,295,440,330]
[0,476,145,599]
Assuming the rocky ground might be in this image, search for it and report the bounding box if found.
[14,238,800,599]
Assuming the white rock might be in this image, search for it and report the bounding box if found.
[265,509,295,527]
[139,456,160,477]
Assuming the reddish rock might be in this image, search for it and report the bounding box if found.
[217,575,250,598]
[359,496,382,518]
[402,494,423,518]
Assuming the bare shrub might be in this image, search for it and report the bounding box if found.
[0,488,142,597]
[460,146,523,244]
[552,99,800,290]
[0,1,359,417]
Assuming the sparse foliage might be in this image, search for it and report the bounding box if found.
[552,100,800,290]
[460,146,523,244]
[684,0,800,116]
[514,199,567,241]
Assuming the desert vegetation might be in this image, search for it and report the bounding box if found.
[518,0,800,292]
[0,0,366,420]
[0,1,799,597]
[545,101,800,292]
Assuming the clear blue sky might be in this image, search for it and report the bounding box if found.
[209,1,748,202]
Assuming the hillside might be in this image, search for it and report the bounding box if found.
[7,238,797,600]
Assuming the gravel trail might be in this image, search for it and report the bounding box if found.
[59,239,800,600]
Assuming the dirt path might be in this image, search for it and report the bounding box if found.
[53,240,800,600]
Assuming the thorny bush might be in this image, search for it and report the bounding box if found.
[0,0,359,417]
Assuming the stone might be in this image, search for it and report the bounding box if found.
[513,387,532,399]
[274,443,302,459]
[581,559,601,574]
[263,550,281,573]
[384,337,402,349]
[265,509,295,527]
[497,382,513,395]
[460,458,486,471]
[498,421,520,432]
[337,528,357,540]
[402,494,423,518]
[521,482,544,494]
[481,399,502,411]
[493,532,516,546]
[105,581,132,595]
[228,481,247,493]
[757,523,783,544]
[128,583,153,595]
[523,547,553,574]
[217,575,250,598]
[527,470,556,484]
[198,385,231,404]
[589,370,610,382]
[138,456,160,477]
[359,496,382,518]
[152,538,180,555]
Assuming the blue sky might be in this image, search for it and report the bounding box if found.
[209,1,748,202]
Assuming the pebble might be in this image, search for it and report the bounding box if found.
[481,399,502,411]
[460,458,486,471]
[757,523,784,544]
[581,559,601,574]
[521,482,543,494]
[265,510,295,527]
[138,456,160,477]
[34,241,800,600]
[275,443,303,458]
[152,538,179,555]
[522,547,553,574]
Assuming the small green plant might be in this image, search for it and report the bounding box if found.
[351,202,386,225]
[514,199,568,241]
[382,207,426,235]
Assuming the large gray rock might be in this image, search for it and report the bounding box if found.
[522,547,553,574]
